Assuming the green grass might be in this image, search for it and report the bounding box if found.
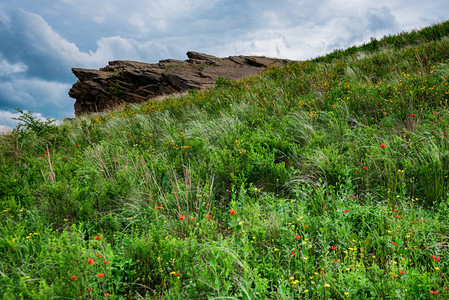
[1,21,449,299]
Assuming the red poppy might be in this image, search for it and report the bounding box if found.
[95,235,102,240]
[304,225,309,228]
[362,166,368,170]
[383,112,387,116]
[393,275,397,278]
[207,215,212,220]
[87,258,94,265]
[104,292,110,297]
[430,290,439,295]
[445,287,449,291]
[343,209,349,213]
[96,253,102,258]
[380,144,386,149]
[229,210,236,215]
[45,152,48,155]
[70,275,77,280]
[87,287,93,291]
[331,246,336,250]
[394,209,398,212]
[334,259,339,262]
[156,206,162,209]
[179,215,185,221]
[361,246,366,252]
[97,273,105,278]
[103,260,110,264]
[295,235,301,239]
[291,251,295,255]
[399,270,405,274]
[190,217,196,221]
[412,114,416,117]
[324,206,328,210]
[432,256,440,261]
[412,230,416,233]
[77,144,80,147]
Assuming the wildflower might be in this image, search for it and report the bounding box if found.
[292,251,296,255]
[96,253,102,258]
[412,114,416,117]
[179,215,185,221]
[432,255,440,261]
[304,225,309,228]
[207,215,212,220]
[331,246,336,250]
[97,273,105,278]
[343,209,349,213]
[324,206,328,209]
[393,275,397,278]
[190,217,196,221]
[156,206,162,209]
[430,290,439,295]
[229,210,236,215]
[324,283,330,288]
[104,293,110,297]
[380,143,386,149]
[70,275,78,280]
[87,258,94,265]
[362,166,368,170]
[399,270,405,274]
[103,260,110,264]
[295,235,301,239]
[334,259,340,262]
[87,287,93,291]
[95,235,102,241]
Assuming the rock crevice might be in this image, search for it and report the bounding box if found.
[69,52,290,116]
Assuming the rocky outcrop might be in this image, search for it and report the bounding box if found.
[69,51,291,116]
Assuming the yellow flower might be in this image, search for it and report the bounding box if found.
[344,292,349,295]
[324,283,330,288]
[304,290,309,293]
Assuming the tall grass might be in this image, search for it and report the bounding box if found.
[1,21,449,298]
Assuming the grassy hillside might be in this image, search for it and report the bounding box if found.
[1,21,449,299]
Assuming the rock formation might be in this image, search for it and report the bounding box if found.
[69,51,291,116]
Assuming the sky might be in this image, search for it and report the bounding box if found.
[0,0,448,132]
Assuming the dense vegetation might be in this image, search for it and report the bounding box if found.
[1,21,449,299]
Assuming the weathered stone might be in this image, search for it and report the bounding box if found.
[69,52,291,116]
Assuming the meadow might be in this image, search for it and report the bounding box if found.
[1,21,449,299]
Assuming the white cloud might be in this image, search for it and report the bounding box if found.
[0,109,49,129]
[0,124,12,134]
[0,78,73,116]
[0,59,27,76]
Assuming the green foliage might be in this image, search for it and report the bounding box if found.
[1,21,449,298]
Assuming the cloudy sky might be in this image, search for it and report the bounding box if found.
[0,0,448,131]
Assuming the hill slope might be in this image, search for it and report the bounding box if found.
[1,21,449,299]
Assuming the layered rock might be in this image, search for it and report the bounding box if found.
[69,51,290,116]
